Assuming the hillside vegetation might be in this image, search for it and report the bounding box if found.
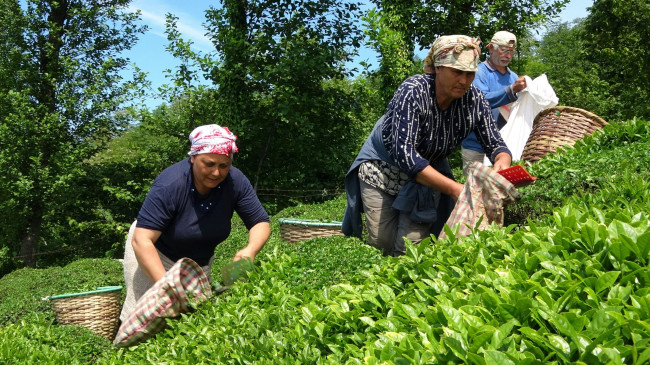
[1,118,649,363]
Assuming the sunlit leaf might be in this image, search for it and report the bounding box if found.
[595,271,620,294]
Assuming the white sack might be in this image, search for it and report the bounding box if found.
[484,74,558,165]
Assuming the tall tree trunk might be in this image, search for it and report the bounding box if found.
[38,0,68,108]
[18,0,70,267]
[19,206,43,268]
[252,122,275,190]
[221,0,249,123]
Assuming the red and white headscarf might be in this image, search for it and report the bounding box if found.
[188,124,238,158]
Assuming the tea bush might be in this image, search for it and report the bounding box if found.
[0,314,112,364]
[0,258,124,325]
[505,118,650,225]
[0,119,648,364]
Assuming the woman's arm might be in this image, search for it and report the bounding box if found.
[491,152,512,172]
[131,227,166,283]
[387,77,432,176]
[233,221,271,262]
[415,165,465,201]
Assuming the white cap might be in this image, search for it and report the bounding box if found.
[490,31,517,47]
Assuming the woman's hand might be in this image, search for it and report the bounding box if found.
[233,221,271,262]
[491,152,512,172]
[416,165,465,202]
[233,248,255,262]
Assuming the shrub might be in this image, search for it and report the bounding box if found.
[0,258,123,325]
[0,314,112,364]
[0,246,20,279]
[3,118,649,363]
[505,119,650,226]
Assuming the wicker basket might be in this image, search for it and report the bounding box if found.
[521,106,608,163]
[278,218,344,243]
[49,286,123,340]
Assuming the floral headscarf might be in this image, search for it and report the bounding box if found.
[188,124,238,158]
[423,35,481,73]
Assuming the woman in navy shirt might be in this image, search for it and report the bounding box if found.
[120,124,270,320]
[342,35,512,257]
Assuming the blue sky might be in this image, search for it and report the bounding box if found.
[123,0,593,108]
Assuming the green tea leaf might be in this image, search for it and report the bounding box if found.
[484,350,515,365]
[442,328,467,361]
[548,335,571,357]
[636,344,650,364]
[491,320,516,349]
[359,316,376,328]
[469,326,496,352]
[441,306,465,333]
[595,271,620,294]
[377,284,395,304]
[394,303,419,319]
[637,231,650,260]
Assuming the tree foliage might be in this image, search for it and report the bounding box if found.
[158,0,372,212]
[582,0,650,121]
[364,0,422,102]
[525,0,650,122]
[0,0,146,267]
[6,0,647,274]
[366,0,570,103]
[525,20,620,121]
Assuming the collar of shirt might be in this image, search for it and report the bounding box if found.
[484,59,512,75]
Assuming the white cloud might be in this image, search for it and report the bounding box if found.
[128,1,214,52]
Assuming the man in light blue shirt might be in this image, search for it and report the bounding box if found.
[461,31,527,176]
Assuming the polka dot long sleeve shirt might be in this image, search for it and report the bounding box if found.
[381,73,510,178]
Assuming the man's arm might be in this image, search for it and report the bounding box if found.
[474,70,523,109]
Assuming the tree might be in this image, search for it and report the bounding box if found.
[525,0,650,123]
[364,0,422,102]
[582,0,650,121]
[366,0,570,103]
[0,0,146,267]
[525,20,621,121]
[161,0,370,211]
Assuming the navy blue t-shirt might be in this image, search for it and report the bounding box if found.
[136,158,269,266]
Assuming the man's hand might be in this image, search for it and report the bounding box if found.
[512,76,527,94]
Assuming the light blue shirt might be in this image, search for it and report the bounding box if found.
[461,60,519,152]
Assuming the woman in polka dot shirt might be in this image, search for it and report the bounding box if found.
[342,35,512,256]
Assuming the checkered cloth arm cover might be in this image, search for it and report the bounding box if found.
[439,162,521,239]
[113,257,213,347]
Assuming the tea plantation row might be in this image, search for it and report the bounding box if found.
[1,118,649,364]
